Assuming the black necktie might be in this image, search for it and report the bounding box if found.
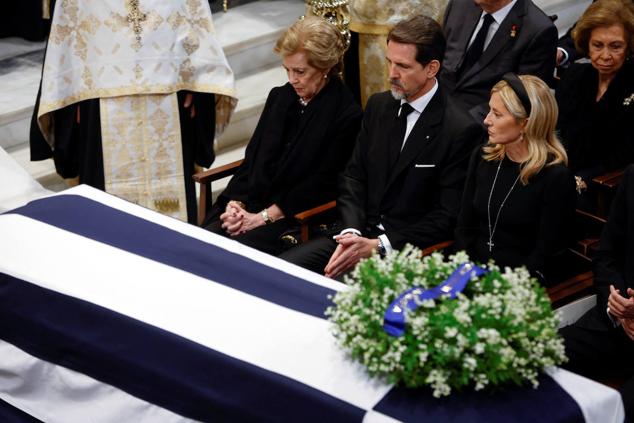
[460,13,494,75]
[389,103,415,169]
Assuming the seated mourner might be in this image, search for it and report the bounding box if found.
[440,0,558,123]
[454,74,575,285]
[556,0,634,211]
[280,15,483,278]
[204,16,362,255]
[560,164,634,420]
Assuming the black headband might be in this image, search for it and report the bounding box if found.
[502,73,531,117]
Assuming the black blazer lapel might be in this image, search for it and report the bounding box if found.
[246,85,295,199]
[273,81,332,177]
[384,89,445,192]
[459,0,526,85]
[379,98,404,181]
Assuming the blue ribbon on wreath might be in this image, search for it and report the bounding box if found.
[383,262,488,337]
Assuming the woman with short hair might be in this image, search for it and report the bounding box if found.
[204,16,362,255]
[455,74,576,284]
[557,0,634,211]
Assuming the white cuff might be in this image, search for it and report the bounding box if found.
[557,47,569,65]
[337,228,361,237]
[378,234,394,255]
[607,307,621,327]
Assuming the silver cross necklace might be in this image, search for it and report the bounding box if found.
[487,157,521,252]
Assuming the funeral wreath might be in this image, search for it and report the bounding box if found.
[326,246,567,397]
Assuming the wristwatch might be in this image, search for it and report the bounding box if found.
[377,237,387,256]
[261,208,273,225]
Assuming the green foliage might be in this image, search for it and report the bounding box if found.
[326,246,567,397]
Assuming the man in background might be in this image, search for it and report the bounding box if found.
[441,0,557,122]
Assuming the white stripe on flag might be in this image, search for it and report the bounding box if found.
[546,367,624,423]
[66,185,345,293]
[0,211,392,412]
[0,339,193,423]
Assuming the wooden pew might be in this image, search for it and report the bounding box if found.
[193,160,337,242]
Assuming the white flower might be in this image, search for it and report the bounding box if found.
[445,327,458,338]
[464,356,477,371]
[327,247,565,397]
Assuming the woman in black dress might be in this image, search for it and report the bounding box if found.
[455,74,576,284]
[556,0,634,211]
[204,16,363,255]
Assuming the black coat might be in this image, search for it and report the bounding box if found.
[454,147,576,280]
[556,61,634,179]
[338,87,483,250]
[594,164,634,315]
[559,167,634,418]
[440,0,558,121]
[211,78,362,219]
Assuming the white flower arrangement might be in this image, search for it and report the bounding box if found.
[326,246,567,397]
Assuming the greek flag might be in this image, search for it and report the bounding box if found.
[0,186,623,422]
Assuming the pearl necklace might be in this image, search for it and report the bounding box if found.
[298,97,308,107]
[487,158,521,252]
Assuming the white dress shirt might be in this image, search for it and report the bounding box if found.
[468,0,517,52]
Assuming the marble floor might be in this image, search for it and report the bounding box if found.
[0,48,45,148]
[0,0,587,198]
[0,0,303,197]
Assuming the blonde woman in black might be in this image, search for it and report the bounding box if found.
[455,74,575,285]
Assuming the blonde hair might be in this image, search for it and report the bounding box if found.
[274,16,346,75]
[483,75,568,185]
[573,0,634,56]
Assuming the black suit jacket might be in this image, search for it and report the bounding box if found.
[210,78,362,220]
[593,165,634,318]
[338,86,483,250]
[440,0,557,121]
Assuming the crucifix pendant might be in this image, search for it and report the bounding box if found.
[487,240,494,252]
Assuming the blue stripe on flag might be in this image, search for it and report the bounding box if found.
[374,377,584,422]
[7,195,334,319]
[0,272,365,422]
[0,398,43,423]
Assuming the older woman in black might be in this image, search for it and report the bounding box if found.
[556,0,634,211]
[204,16,362,255]
[455,75,576,284]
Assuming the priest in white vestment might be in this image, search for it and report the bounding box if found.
[30,0,237,223]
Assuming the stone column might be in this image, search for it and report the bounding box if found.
[349,0,448,106]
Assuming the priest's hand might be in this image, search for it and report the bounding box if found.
[183,93,196,118]
[220,202,244,235]
[324,234,379,278]
[608,285,634,319]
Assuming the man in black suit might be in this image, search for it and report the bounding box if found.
[561,164,634,420]
[440,0,558,122]
[280,15,483,278]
